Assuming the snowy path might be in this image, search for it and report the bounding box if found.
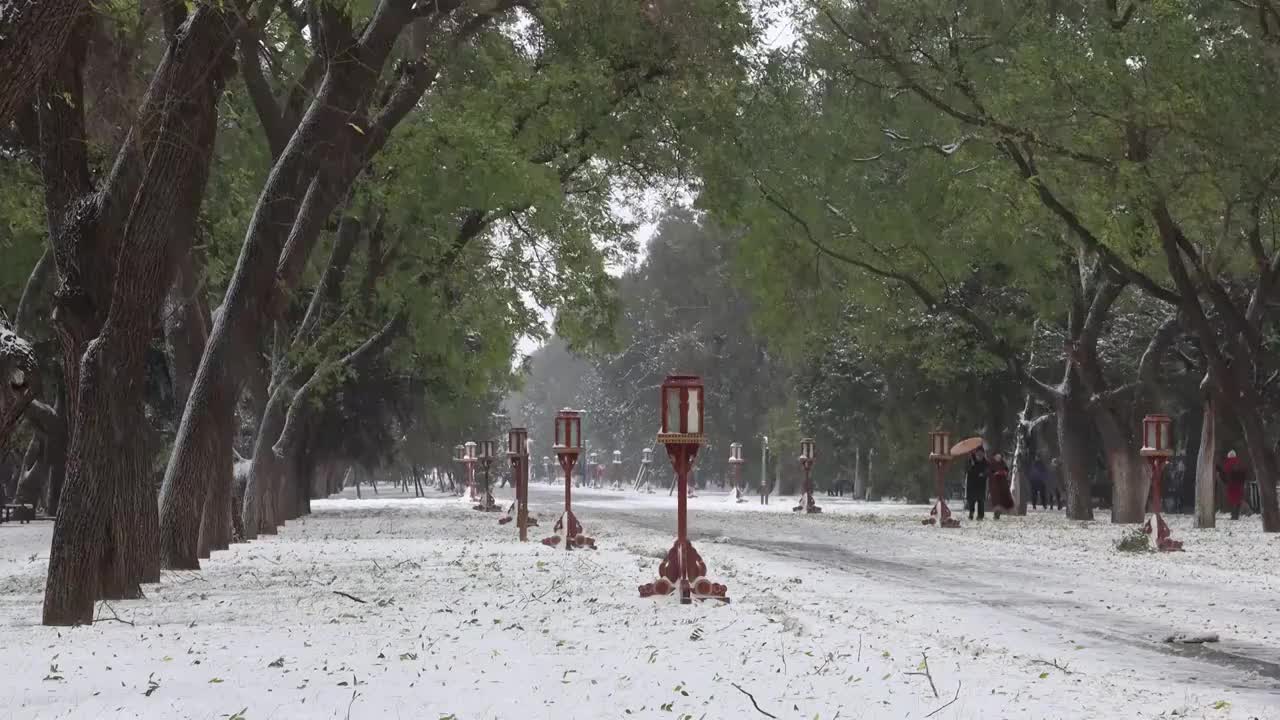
[570,488,1280,690]
[0,486,1276,719]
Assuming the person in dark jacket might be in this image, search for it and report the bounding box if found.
[1029,459,1048,509]
[988,452,1014,519]
[965,448,989,521]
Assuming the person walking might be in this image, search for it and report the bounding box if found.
[1046,458,1063,511]
[1029,459,1048,509]
[965,447,989,521]
[989,452,1015,519]
[1222,450,1247,520]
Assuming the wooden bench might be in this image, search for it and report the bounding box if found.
[1,504,35,524]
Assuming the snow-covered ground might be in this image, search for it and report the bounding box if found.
[0,485,1276,719]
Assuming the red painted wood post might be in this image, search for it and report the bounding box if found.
[543,410,594,549]
[1141,414,1182,551]
[639,375,728,603]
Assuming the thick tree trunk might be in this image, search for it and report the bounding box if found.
[1236,410,1280,531]
[1094,410,1145,524]
[161,3,417,564]
[44,6,238,624]
[0,0,90,127]
[243,381,290,538]
[1194,399,1216,528]
[1055,376,1094,521]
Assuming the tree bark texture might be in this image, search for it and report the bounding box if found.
[1054,372,1095,521]
[160,2,413,564]
[0,0,90,127]
[1194,399,1217,529]
[163,0,500,562]
[43,6,238,625]
[1094,410,1146,524]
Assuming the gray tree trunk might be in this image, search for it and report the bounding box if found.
[1194,399,1216,529]
[853,446,864,500]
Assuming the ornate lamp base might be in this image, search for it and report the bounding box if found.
[1143,513,1183,552]
[499,503,538,526]
[540,511,595,549]
[473,493,500,512]
[923,499,961,528]
[793,497,822,514]
[639,539,729,603]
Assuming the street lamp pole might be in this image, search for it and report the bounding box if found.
[1141,414,1182,551]
[639,375,729,604]
[542,409,596,549]
[463,441,477,501]
[760,436,770,505]
[925,430,959,528]
[474,440,499,511]
[728,442,746,503]
[794,438,821,514]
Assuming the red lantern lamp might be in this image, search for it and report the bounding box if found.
[1140,415,1173,458]
[929,430,951,462]
[658,375,705,444]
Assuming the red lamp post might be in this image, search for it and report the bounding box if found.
[924,430,960,528]
[639,447,654,493]
[463,441,477,500]
[1141,414,1182,551]
[452,444,465,496]
[473,440,500,511]
[500,428,536,536]
[728,442,746,503]
[639,375,729,603]
[794,438,821,514]
[542,409,596,549]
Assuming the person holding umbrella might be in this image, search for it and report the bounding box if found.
[965,447,989,521]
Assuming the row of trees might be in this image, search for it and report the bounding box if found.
[516,1,1280,530]
[691,0,1280,528]
[0,0,755,625]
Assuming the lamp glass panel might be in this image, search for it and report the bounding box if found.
[664,387,681,434]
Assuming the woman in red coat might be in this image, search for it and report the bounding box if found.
[1223,451,1246,520]
[989,452,1015,519]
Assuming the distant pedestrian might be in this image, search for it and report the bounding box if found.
[1222,450,1247,520]
[1046,459,1063,511]
[988,452,1014,519]
[965,448,989,521]
[1029,459,1048,509]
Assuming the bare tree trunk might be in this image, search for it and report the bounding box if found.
[13,436,47,507]
[1194,399,1216,529]
[853,446,863,500]
[1095,410,1145,524]
[1009,395,1035,516]
[1055,375,1095,521]
[44,7,238,623]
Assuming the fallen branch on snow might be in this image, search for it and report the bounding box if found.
[93,601,135,626]
[730,683,777,719]
[904,652,939,698]
[333,591,368,604]
[1031,658,1074,674]
[925,682,961,718]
